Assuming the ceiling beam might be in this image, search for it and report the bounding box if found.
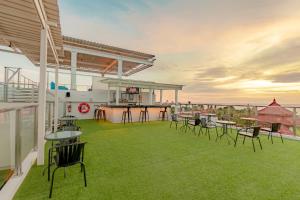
[63,45,154,66]
[102,60,117,75]
[33,0,59,65]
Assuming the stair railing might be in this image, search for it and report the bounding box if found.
[3,67,38,102]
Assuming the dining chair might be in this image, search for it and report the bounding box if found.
[261,123,283,144]
[234,126,262,152]
[199,118,218,140]
[188,118,201,135]
[170,114,182,130]
[49,142,87,198]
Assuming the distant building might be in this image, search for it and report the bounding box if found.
[257,99,295,135]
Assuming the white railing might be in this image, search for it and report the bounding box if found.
[175,103,300,136]
[0,104,38,181]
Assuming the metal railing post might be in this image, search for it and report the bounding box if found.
[15,109,22,176]
[293,108,297,135]
[34,106,38,150]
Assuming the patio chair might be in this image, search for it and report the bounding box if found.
[261,123,283,144]
[188,118,201,135]
[49,142,87,198]
[199,118,218,140]
[234,126,262,152]
[169,114,182,130]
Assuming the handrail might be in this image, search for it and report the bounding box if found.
[0,103,38,113]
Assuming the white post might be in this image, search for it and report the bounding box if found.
[107,86,111,104]
[160,89,163,105]
[118,59,123,79]
[46,71,49,89]
[175,89,178,105]
[71,51,77,90]
[116,87,120,105]
[149,89,153,105]
[37,28,47,165]
[54,65,59,132]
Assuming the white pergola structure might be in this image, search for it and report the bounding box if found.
[101,78,183,105]
[0,0,63,165]
[0,0,176,166]
[58,36,156,90]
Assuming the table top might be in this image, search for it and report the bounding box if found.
[44,131,82,141]
[59,117,78,121]
[216,120,236,125]
[179,114,194,118]
[201,113,217,116]
[240,117,258,121]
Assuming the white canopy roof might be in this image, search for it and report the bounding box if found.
[101,78,183,90]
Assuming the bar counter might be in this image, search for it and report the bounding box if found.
[103,105,170,123]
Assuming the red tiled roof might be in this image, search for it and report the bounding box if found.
[258,99,293,117]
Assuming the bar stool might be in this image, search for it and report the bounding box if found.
[139,106,149,123]
[159,106,168,121]
[97,108,106,120]
[121,106,132,124]
[94,107,100,120]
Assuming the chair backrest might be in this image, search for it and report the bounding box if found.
[171,114,178,121]
[271,123,281,132]
[62,125,80,131]
[195,118,201,126]
[252,126,261,137]
[200,118,207,127]
[55,142,86,167]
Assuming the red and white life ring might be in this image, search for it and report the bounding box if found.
[78,102,90,113]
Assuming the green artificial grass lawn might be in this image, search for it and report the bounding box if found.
[0,170,8,189]
[14,120,300,200]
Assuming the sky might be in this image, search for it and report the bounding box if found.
[1,0,300,105]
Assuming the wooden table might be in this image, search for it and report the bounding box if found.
[240,117,258,127]
[216,120,236,143]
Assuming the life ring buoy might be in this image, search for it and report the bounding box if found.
[78,102,90,113]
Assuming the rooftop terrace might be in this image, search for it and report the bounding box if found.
[13,120,300,200]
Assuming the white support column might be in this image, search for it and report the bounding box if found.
[160,89,163,105]
[46,71,49,89]
[149,89,153,105]
[37,28,47,165]
[175,89,179,105]
[118,59,123,79]
[107,86,111,104]
[53,65,59,132]
[70,51,77,90]
[116,87,120,105]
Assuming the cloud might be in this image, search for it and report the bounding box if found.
[272,72,300,83]
[58,0,300,104]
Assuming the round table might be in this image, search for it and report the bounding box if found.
[216,120,236,143]
[179,114,194,132]
[45,131,82,141]
[240,117,258,127]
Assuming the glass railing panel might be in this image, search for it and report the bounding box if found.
[0,111,14,189]
[20,107,35,162]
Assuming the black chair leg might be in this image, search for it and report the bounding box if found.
[234,133,239,147]
[49,167,59,198]
[270,132,273,144]
[258,137,262,150]
[207,129,210,140]
[252,138,256,152]
[280,134,284,144]
[81,163,87,187]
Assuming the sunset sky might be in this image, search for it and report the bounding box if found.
[1,0,300,104]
